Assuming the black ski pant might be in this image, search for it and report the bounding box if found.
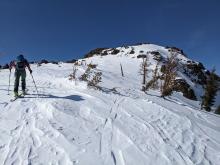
[14,70,26,93]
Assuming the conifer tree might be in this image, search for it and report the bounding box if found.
[160,53,177,97]
[146,61,160,90]
[152,61,160,89]
[215,105,220,115]
[137,54,149,91]
[201,69,219,111]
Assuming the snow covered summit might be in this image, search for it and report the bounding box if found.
[82,43,219,102]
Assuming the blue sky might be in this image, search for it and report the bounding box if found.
[0,0,219,73]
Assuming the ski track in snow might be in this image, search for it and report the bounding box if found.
[0,62,220,165]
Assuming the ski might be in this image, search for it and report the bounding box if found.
[10,94,24,102]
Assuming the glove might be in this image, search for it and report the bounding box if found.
[29,69,32,74]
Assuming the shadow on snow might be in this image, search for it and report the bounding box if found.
[24,94,85,102]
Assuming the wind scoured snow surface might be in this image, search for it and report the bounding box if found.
[0,45,220,165]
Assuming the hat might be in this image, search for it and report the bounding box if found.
[17,54,24,62]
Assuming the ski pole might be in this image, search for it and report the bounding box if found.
[30,73,39,97]
[8,70,11,95]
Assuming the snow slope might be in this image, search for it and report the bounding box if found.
[0,45,220,165]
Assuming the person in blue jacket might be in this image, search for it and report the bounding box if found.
[9,55,32,97]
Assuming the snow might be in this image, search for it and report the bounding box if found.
[0,44,220,164]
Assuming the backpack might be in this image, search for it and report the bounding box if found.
[15,55,26,71]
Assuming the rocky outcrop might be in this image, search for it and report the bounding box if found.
[184,62,207,85]
[84,48,108,58]
[173,79,197,100]
[166,46,187,57]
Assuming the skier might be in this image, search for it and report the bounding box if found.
[9,55,32,97]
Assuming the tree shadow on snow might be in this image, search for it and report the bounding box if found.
[100,87,127,97]
[145,92,162,98]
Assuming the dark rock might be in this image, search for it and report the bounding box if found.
[166,46,187,57]
[184,62,207,85]
[129,50,135,54]
[134,42,150,46]
[51,61,59,65]
[149,51,163,61]
[137,55,147,59]
[111,48,120,55]
[39,59,49,64]
[173,79,197,100]
[123,46,129,49]
[84,48,108,58]
[66,59,77,63]
[101,51,108,56]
